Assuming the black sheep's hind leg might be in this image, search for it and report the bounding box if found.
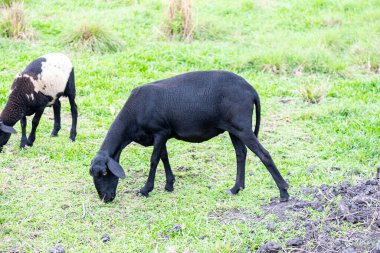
[161,146,175,192]
[68,95,78,142]
[228,133,247,195]
[51,100,61,137]
[237,129,289,202]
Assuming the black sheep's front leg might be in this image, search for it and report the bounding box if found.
[27,109,44,147]
[140,135,167,197]
[20,116,27,149]
[161,145,175,192]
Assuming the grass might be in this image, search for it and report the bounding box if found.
[0,1,33,39]
[299,81,328,104]
[0,0,379,252]
[163,0,193,41]
[63,22,123,53]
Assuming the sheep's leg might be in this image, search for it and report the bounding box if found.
[140,135,167,197]
[161,145,175,192]
[26,109,44,147]
[51,100,61,137]
[20,116,27,149]
[68,95,77,142]
[237,129,289,202]
[228,133,247,195]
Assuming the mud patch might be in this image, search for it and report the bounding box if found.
[258,177,380,252]
[208,175,380,252]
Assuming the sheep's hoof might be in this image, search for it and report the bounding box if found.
[280,189,289,202]
[50,133,58,137]
[138,191,149,197]
[228,186,243,195]
[226,190,235,196]
[165,185,174,192]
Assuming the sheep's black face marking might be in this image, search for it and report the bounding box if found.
[90,153,120,203]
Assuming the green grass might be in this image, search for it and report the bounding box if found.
[0,0,379,252]
[62,22,124,53]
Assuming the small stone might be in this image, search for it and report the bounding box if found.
[61,205,69,210]
[101,234,110,243]
[169,223,184,233]
[285,237,304,247]
[49,245,65,253]
[331,166,341,171]
[257,242,282,253]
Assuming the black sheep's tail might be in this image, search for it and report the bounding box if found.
[253,91,261,138]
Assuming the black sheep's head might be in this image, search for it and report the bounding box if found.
[0,122,16,151]
[89,151,126,203]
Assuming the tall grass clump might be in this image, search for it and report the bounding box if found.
[63,23,123,53]
[163,0,193,41]
[0,2,33,39]
[299,84,328,104]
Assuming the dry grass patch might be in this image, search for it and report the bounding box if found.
[163,0,193,41]
[0,2,33,39]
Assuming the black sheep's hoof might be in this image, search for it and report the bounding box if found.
[280,189,289,202]
[165,185,174,192]
[139,190,149,197]
[228,186,243,195]
[139,186,152,197]
[51,132,58,137]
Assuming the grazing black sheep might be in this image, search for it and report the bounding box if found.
[90,71,289,203]
[0,53,78,151]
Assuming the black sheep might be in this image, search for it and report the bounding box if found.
[90,71,289,203]
[0,53,78,151]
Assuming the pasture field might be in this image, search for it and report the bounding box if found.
[0,0,379,252]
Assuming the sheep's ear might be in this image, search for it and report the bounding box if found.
[107,158,126,179]
[0,123,16,134]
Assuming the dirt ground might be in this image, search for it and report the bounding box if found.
[211,170,380,253]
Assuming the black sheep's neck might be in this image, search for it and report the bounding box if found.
[99,112,133,159]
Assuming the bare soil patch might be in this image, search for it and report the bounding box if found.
[210,174,380,252]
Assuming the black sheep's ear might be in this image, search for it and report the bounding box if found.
[107,158,126,179]
[0,123,16,134]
